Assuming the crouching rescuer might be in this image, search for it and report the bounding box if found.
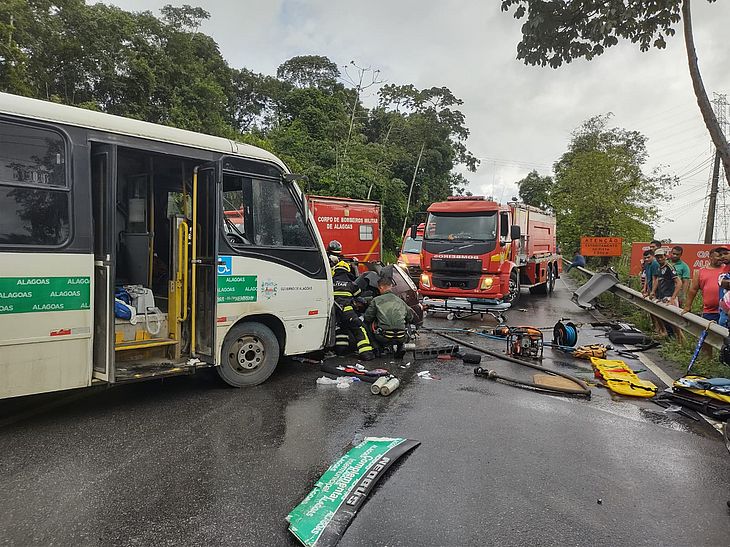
[364,277,417,358]
[332,259,375,360]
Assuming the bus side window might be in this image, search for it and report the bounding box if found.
[0,121,70,247]
[251,179,313,248]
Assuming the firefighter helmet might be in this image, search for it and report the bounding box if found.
[328,240,343,255]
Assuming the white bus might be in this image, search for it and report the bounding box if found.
[0,92,335,399]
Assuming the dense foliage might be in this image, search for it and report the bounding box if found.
[0,1,477,251]
[517,115,676,252]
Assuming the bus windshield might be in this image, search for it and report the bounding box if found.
[424,212,497,241]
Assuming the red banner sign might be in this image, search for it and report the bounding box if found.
[581,237,623,257]
[629,242,723,276]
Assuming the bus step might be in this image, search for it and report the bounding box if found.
[114,361,194,382]
[114,338,179,352]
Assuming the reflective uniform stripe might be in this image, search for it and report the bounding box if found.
[343,305,354,312]
[333,291,353,297]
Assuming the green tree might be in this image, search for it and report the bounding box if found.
[550,114,675,252]
[516,170,553,210]
[500,0,730,188]
[276,55,340,90]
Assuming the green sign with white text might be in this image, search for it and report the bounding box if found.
[0,276,91,315]
[217,275,257,303]
[286,437,420,547]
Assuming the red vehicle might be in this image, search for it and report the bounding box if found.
[308,196,382,263]
[397,223,424,282]
[418,197,560,304]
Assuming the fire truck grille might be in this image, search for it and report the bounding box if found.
[431,258,482,273]
[432,274,480,290]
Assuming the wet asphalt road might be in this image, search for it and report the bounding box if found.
[1,277,729,546]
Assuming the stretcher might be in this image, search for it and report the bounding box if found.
[422,297,510,323]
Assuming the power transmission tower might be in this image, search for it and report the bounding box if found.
[700,93,729,243]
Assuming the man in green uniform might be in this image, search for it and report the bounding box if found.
[364,277,417,358]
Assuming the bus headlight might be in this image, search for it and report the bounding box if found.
[480,276,494,290]
[420,273,431,288]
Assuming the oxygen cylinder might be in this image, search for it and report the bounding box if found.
[370,376,389,395]
[379,377,400,396]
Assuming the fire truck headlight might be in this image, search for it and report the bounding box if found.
[480,276,494,290]
[420,273,431,288]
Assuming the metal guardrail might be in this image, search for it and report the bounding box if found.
[565,260,729,350]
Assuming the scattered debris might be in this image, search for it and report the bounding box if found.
[316,376,357,388]
[416,370,439,381]
[414,344,460,360]
[461,353,481,365]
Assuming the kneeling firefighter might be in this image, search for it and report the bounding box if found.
[364,277,417,358]
[331,256,375,360]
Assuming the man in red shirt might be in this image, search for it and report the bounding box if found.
[682,247,726,321]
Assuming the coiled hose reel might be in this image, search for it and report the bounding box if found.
[553,320,579,347]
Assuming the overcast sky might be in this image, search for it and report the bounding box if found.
[104,0,730,244]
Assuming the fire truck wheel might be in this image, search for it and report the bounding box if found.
[218,322,280,387]
[547,264,556,293]
[529,264,555,295]
[505,271,520,304]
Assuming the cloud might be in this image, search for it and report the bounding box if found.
[102,0,730,242]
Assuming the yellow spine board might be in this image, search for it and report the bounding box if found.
[590,357,658,398]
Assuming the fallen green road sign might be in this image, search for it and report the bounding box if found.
[286,437,420,546]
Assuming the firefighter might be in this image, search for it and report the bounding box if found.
[364,277,417,358]
[327,240,344,266]
[331,258,375,360]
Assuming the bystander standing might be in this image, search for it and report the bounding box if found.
[717,247,730,328]
[641,250,658,296]
[670,245,691,306]
[683,247,727,321]
[650,249,680,336]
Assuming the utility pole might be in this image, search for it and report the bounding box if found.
[401,143,425,237]
[704,151,720,243]
[700,93,729,243]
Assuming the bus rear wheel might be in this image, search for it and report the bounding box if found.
[218,322,280,387]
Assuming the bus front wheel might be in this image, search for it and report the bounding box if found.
[218,322,280,387]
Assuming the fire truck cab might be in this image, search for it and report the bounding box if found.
[418,196,559,304]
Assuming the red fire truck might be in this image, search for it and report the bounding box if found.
[397,223,424,282]
[418,197,560,305]
[308,196,382,263]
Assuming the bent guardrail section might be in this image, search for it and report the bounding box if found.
[564,260,729,350]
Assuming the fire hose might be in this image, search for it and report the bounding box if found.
[425,329,591,398]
